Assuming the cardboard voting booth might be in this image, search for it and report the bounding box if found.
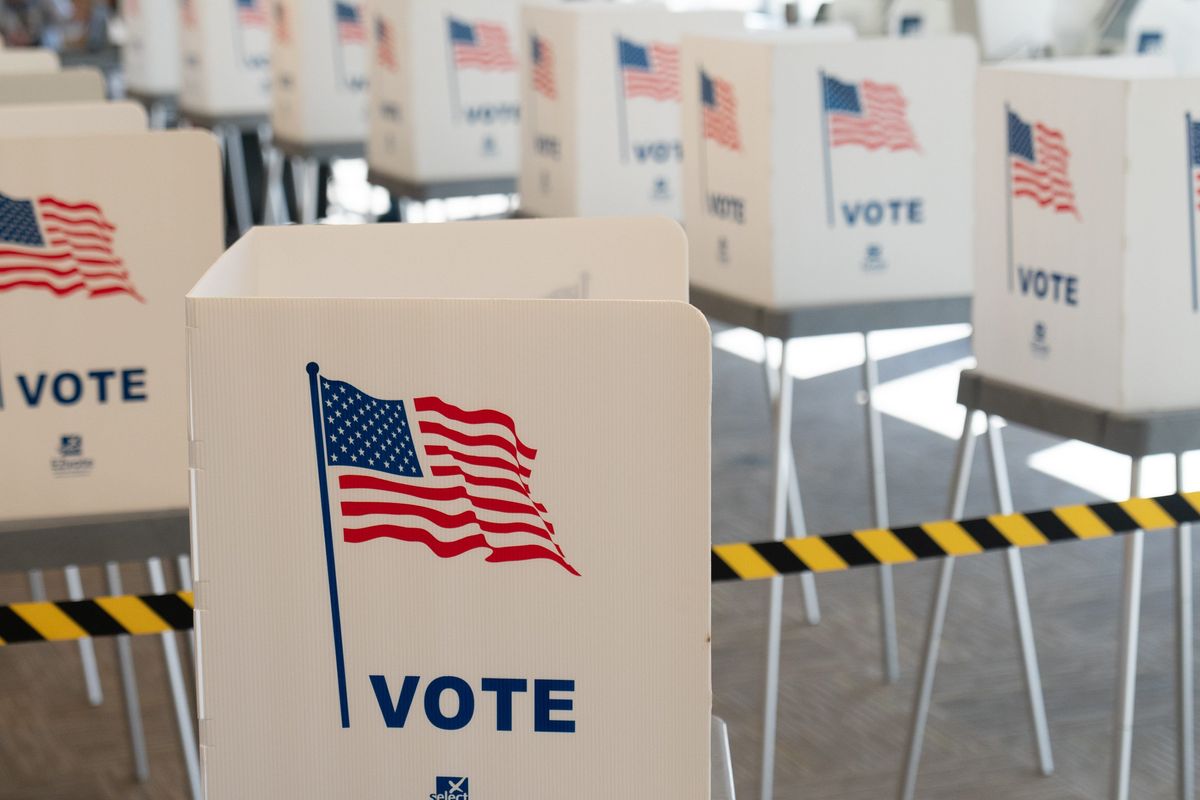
[121,0,182,97]
[518,5,743,219]
[973,59,1200,412]
[0,131,222,522]
[186,218,711,798]
[0,69,106,106]
[368,0,531,184]
[271,0,369,146]
[0,102,146,137]
[682,34,975,308]
[0,48,59,74]
[179,0,272,118]
[1126,0,1200,72]
[888,0,953,37]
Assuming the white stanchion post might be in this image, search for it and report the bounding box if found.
[760,337,794,800]
[862,331,899,683]
[105,561,150,782]
[984,418,1053,776]
[900,408,976,800]
[176,553,196,668]
[27,569,46,601]
[1112,460,1145,800]
[63,565,103,706]
[1176,455,1195,800]
[147,557,201,800]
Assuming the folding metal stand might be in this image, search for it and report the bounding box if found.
[180,110,269,238]
[266,137,365,225]
[712,716,737,800]
[689,286,973,800]
[902,370,1200,800]
[0,510,195,797]
[366,168,517,222]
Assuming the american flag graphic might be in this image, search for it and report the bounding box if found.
[701,70,740,152]
[822,73,920,152]
[531,34,556,100]
[180,0,196,29]
[0,194,141,301]
[313,374,578,575]
[237,0,267,28]
[449,17,516,72]
[1008,109,1079,217]
[618,37,680,103]
[272,1,289,43]
[335,1,365,44]
[375,16,396,71]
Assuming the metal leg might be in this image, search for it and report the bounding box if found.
[712,717,737,800]
[1112,460,1145,800]
[862,331,899,684]
[760,334,819,624]
[292,156,320,225]
[27,569,46,601]
[148,557,201,800]
[984,418,1054,776]
[760,337,794,800]
[176,553,196,668]
[64,565,103,706]
[1176,454,1195,800]
[223,125,254,235]
[106,562,150,782]
[900,408,977,800]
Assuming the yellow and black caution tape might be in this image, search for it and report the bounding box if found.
[712,491,1200,583]
[0,591,193,646]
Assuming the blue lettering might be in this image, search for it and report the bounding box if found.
[840,198,925,226]
[88,370,116,404]
[535,136,560,159]
[52,373,82,405]
[17,373,46,406]
[534,679,575,734]
[632,141,682,164]
[481,678,527,732]
[370,674,420,728]
[706,193,745,225]
[1017,266,1079,306]
[425,676,475,731]
[122,369,148,402]
[465,104,519,124]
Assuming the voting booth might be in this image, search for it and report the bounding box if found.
[974,59,1200,413]
[121,0,182,98]
[179,0,272,119]
[0,102,146,136]
[1126,0,1200,72]
[518,5,743,219]
[0,70,106,105]
[888,0,953,37]
[271,0,369,146]
[0,49,59,74]
[186,218,711,798]
[682,34,975,308]
[0,131,222,522]
[368,0,529,185]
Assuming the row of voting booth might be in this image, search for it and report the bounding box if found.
[2,0,1200,798]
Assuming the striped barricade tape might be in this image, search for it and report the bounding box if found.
[0,591,193,646]
[2,491,1199,646]
[712,491,1200,583]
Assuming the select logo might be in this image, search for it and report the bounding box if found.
[51,434,93,478]
[432,776,468,800]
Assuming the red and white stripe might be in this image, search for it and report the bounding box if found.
[454,23,517,72]
[0,197,141,301]
[335,396,578,575]
[1011,122,1078,217]
[624,43,680,102]
[829,80,919,152]
[238,0,268,28]
[533,39,556,100]
[703,77,740,152]
[376,19,397,71]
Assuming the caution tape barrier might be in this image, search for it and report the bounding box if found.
[1,491,1197,647]
[712,491,1200,583]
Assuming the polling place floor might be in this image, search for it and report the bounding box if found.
[0,323,1194,799]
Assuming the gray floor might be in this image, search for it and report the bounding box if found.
[0,323,1193,798]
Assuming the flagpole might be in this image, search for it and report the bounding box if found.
[615,36,629,164]
[1188,113,1198,312]
[307,362,350,729]
[446,18,461,123]
[1005,103,1015,293]
[819,69,834,228]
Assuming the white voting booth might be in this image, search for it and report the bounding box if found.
[186,218,711,798]
[0,102,147,136]
[1126,0,1200,72]
[974,59,1200,413]
[271,0,369,146]
[121,0,182,99]
[683,34,976,307]
[368,0,527,186]
[0,48,59,74]
[518,5,743,219]
[179,0,272,119]
[0,69,106,105]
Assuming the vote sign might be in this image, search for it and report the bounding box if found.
[974,60,1200,412]
[682,34,976,308]
[187,219,711,798]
